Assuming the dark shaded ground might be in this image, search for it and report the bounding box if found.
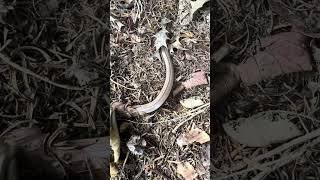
[0,0,109,179]
[212,0,320,179]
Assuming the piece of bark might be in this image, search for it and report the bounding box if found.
[173,71,208,96]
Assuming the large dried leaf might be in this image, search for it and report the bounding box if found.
[177,128,210,147]
[180,96,204,109]
[223,111,303,147]
[154,28,169,51]
[182,71,208,89]
[237,32,312,85]
[176,161,198,180]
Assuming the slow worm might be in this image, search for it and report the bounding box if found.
[112,46,174,116]
[133,46,174,114]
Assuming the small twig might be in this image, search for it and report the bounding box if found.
[215,148,305,180]
[252,136,320,179]
[171,106,209,133]
[0,113,26,118]
[0,52,84,90]
[253,126,320,162]
[111,78,138,90]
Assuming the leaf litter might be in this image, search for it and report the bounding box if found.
[175,161,198,180]
[110,0,210,179]
[176,127,210,147]
[0,0,109,179]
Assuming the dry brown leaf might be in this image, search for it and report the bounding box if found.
[176,161,198,180]
[237,32,312,85]
[223,111,303,147]
[170,36,188,53]
[177,128,210,147]
[183,71,208,89]
[180,96,204,109]
[213,32,312,104]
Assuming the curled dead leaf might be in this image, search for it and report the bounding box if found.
[170,36,188,53]
[176,161,198,180]
[181,31,194,38]
[180,96,204,109]
[177,128,210,147]
[223,111,303,147]
[183,71,208,89]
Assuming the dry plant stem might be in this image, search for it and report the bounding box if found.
[217,135,320,180]
[253,126,320,162]
[171,104,210,133]
[0,52,84,91]
[252,136,320,179]
[124,103,210,125]
[223,127,320,178]
[215,148,305,180]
